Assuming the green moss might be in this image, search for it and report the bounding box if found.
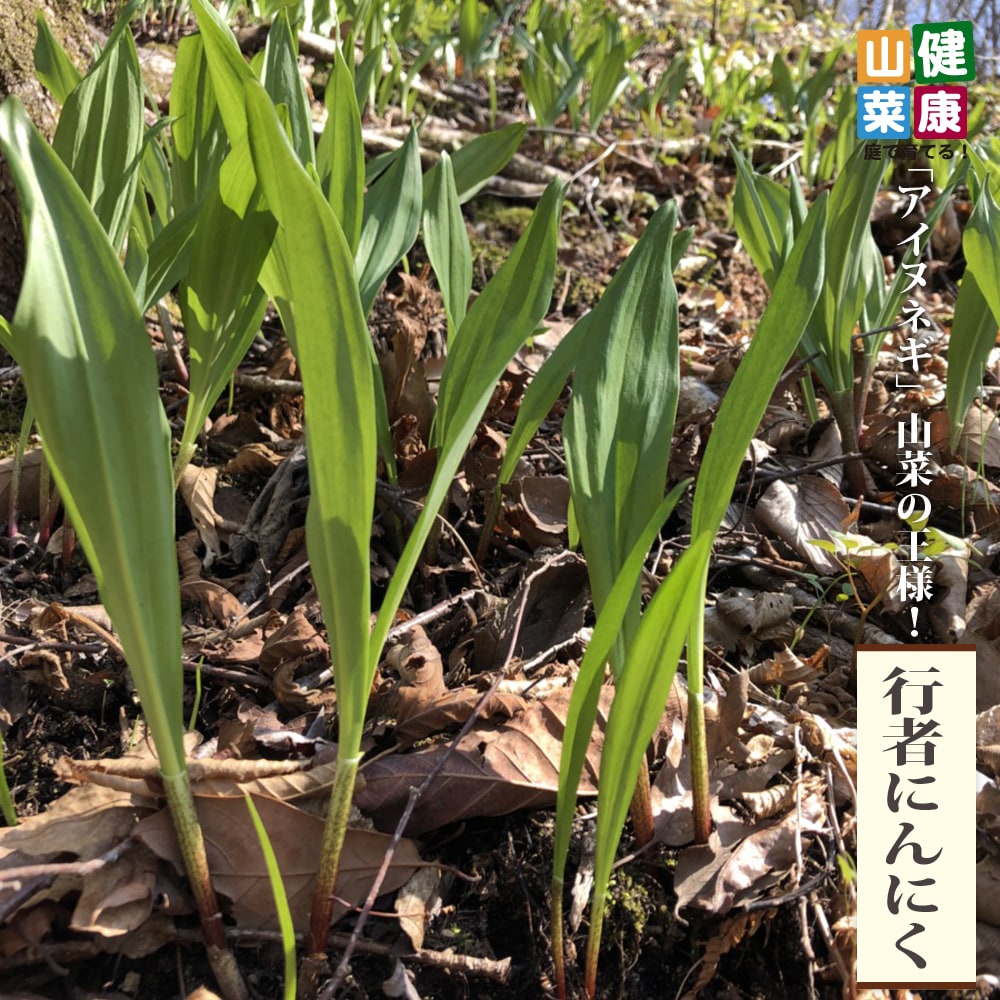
[607,869,652,940]
[0,0,89,136]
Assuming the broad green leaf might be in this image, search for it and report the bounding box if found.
[139,128,173,234]
[356,128,422,315]
[424,122,527,205]
[587,533,714,956]
[770,51,796,116]
[732,145,792,289]
[551,482,692,894]
[52,10,143,254]
[262,9,315,170]
[809,144,882,395]
[142,200,201,311]
[564,200,680,657]
[244,79,376,753]
[946,271,999,447]
[171,32,228,214]
[423,152,472,335]
[962,177,1000,328]
[33,11,82,104]
[191,0,257,149]
[370,182,564,668]
[432,181,564,450]
[693,192,827,539]
[458,0,482,65]
[355,48,381,112]
[497,228,693,493]
[0,97,184,776]
[587,39,628,128]
[316,46,364,253]
[177,139,276,476]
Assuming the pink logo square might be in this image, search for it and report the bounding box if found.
[913,85,967,138]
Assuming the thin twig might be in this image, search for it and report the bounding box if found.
[232,372,304,395]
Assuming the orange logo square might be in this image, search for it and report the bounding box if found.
[858,29,911,82]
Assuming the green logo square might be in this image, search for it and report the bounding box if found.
[912,21,975,83]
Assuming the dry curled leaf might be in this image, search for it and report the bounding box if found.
[754,475,852,575]
[178,465,223,569]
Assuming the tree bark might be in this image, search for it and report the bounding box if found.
[0,0,91,320]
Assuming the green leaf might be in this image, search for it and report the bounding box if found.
[142,200,201,311]
[731,145,792,289]
[693,192,827,539]
[245,78,376,753]
[139,127,173,234]
[370,182,564,668]
[586,39,628,128]
[33,11,82,104]
[962,177,1000,328]
[316,46,364,254]
[946,271,999,448]
[564,200,681,655]
[432,181,563,450]
[177,138,276,476]
[191,0,257,150]
[552,481,691,894]
[124,224,149,302]
[442,122,527,205]
[262,9,315,170]
[810,144,883,395]
[587,532,714,954]
[0,97,184,776]
[51,10,144,254]
[244,795,296,1000]
[356,128,422,315]
[496,227,692,493]
[170,32,229,214]
[423,152,472,335]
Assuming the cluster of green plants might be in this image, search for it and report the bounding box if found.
[5,6,1000,1000]
[78,0,894,163]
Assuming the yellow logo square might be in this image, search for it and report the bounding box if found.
[858,29,912,83]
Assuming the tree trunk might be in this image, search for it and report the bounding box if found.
[0,0,91,320]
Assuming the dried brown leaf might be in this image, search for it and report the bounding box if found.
[394,866,442,951]
[178,465,223,569]
[70,842,159,938]
[259,607,328,676]
[754,475,852,574]
[356,687,613,835]
[135,795,423,932]
[673,786,826,915]
[0,784,156,866]
[505,475,569,550]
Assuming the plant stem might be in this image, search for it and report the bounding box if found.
[476,485,502,566]
[306,754,361,957]
[831,390,866,500]
[688,578,711,846]
[161,771,248,1000]
[174,440,198,485]
[551,876,567,999]
[629,755,654,847]
[583,890,607,999]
